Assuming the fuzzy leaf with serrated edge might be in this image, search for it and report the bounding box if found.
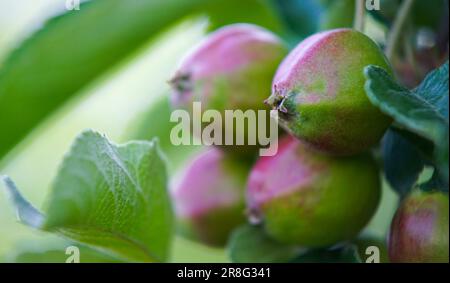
[364,63,449,191]
[3,130,173,262]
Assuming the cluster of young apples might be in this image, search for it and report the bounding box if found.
[169,24,448,262]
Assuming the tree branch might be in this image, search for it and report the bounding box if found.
[385,0,415,62]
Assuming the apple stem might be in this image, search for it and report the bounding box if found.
[354,0,366,33]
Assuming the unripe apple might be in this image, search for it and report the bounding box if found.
[266,28,392,156]
[388,191,449,263]
[246,135,381,247]
[170,24,288,150]
[172,148,251,247]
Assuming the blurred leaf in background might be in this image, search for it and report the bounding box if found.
[372,0,449,88]
[0,0,60,62]
[370,0,448,30]
[228,225,298,263]
[382,129,428,198]
[271,0,322,43]
[271,0,356,46]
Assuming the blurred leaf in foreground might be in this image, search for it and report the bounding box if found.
[0,0,208,159]
[2,130,173,262]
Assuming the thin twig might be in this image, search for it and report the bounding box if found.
[385,0,415,62]
[354,0,366,32]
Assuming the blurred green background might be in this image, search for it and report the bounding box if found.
[0,0,401,262]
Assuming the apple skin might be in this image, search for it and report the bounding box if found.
[169,23,288,151]
[246,135,381,247]
[172,148,251,247]
[388,191,449,263]
[266,28,393,156]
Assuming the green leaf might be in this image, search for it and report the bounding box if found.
[291,245,362,263]
[227,225,298,263]
[0,0,208,159]
[2,176,44,228]
[364,63,449,188]
[414,62,449,119]
[382,129,427,197]
[364,64,448,143]
[3,130,173,262]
